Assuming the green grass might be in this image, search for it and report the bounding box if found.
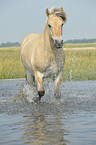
[0,44,96,80]
[64,42,96,48]
[0,47,25,79]
[63,49,96,81]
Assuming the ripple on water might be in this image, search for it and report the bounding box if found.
[0,79,96,145]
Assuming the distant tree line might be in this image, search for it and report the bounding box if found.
[0,42,20,47]
[64,38,96,44]
[0,39,96,47]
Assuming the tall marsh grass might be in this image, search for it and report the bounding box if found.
[0,45,96,80]
[0,47,25,79]
[64,42,96,48]
[63,49,96,81]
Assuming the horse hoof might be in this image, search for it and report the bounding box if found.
[33,90,45,103]
[38,90,45,98]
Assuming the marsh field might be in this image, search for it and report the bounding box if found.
[0,43,96,80]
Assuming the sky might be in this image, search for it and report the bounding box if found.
[0,0,96,44]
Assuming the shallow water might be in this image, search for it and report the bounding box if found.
[0,79,96,145]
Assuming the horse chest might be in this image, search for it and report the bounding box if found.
[43,56,64,78]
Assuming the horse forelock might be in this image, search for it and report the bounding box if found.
[49,7,67,22]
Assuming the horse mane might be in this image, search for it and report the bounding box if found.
[50,7,67,22]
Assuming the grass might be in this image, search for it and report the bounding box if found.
[64,42,96,48]
[63,49,96,81]
[0,47,25,79]
[0,43,96,80]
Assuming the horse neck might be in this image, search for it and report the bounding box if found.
[42,23,55,50]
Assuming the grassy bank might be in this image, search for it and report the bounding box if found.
[0,44,96,80]
[0,47,25,79]
[63,49,96,81]
[64,42,96,48]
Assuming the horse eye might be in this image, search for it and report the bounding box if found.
[61,23,64,27]
[48,24,51,28]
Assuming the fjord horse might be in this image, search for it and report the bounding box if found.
[20,7,67,101]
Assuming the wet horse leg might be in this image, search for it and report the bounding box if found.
[25,70,39,98]
[54,72,62,99]
[26,70,35,86]
[34,71,45,100]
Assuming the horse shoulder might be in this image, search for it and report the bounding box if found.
[20,33,41,70]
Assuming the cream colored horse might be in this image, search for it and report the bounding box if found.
[20,7,67,101]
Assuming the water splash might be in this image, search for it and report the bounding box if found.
[21,80,65,104]
[23,84,38,103]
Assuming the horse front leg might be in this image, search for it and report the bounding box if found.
[54,72,63,99]
[35,71,45,100]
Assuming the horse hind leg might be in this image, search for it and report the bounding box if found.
[33,75,36,86]
[26,70,36,86]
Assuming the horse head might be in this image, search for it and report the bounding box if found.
[46,7,67,49]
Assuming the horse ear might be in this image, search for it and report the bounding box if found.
[61,7,63,11]
[46,8,50,17]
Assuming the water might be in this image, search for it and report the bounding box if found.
[0,79,96,145]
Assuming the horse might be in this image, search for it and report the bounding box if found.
[20,7,67,102]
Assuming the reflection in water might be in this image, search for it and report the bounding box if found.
[1,80,96,145]
[21,113,69,145]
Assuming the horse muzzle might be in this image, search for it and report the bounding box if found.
[54,39,63,49]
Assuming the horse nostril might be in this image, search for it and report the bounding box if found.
[55,39,58,44]
[55,39,63,45]
[55,39,63,48]
[61,40,63,44]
